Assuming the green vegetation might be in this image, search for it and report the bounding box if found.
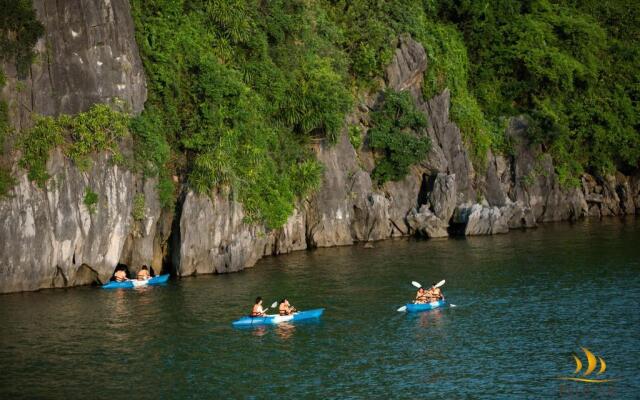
[1,71,13,197]
[130,0,351,227]
[369,90,430,184]
[132,193,145,221]
[127,0,637,222]
[0,166,14,197]
[83,188,98,214]
[0,0,44,78]
[2,0,637,220]
[433,0,640,184]
[348,125,362,150]
[18,104,129,187]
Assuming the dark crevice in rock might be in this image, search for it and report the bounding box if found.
[417,173,435,207]
[52,266,68,287]
[165,190,186,276]
[389,217,406,236]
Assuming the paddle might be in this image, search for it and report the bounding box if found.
[262,301,279,316]
[397,280,446,312]
[412,279,445,289]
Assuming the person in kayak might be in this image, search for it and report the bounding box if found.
[114,268,127,282]
[137,265,150,280]
[415,287,429,304]
[251,297,266,317]
[430,282,444,301]
[278,299,297,316]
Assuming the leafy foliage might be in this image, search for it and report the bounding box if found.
[434,0,640,181]
[0,0,44,78]
[19,105,128,187]
[130,0,347,227]
[132,193,146,221]
[0,166,14,197]
[83,188,99,214]
[369,91,430,184]
[4,0,637,212]
[348,125,363,149]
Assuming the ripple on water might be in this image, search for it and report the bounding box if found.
[0,217,639,398]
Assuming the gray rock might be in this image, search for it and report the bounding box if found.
[483,150,509,207]
[119,177,171,276]
[381,169,423,237]
[423,90,477,203]
[597,175,620,216]
[385,35,428,97]
[406,205,448,238]
[177,191,268,275]
[426,173,457,222]
[505,202,537,229]
[269,207,308,255]
[453,203,510,236]
[0,150,154,293]
[581,173,629,217]
[305,133,357,247]
[176,191,308,276]
[1,0,147,131]
[507,117,586,222]
[350,168,392,241]
[631,175,640,212]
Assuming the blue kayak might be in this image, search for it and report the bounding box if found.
[232,308,324,327]
[102,274,170,289]
[405,300,446,312]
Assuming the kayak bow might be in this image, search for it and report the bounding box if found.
[232,308,324,327]
[102,274,170,289]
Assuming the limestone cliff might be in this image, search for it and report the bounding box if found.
[0,6,638,293]
[1,0,146,131]
[0,0,162,293]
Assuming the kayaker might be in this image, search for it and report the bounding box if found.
[431,282,444,301]
[137,265,150,280]
[251,297,266,317]
[278,299,297,316]
[114,269,127,282]
[415,287,428,304]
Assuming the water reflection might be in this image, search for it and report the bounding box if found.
[415,309,444,328]
[251,326,268,337]
[0,217,638,399]
[275,323,296,340]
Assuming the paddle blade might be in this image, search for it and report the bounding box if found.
[397,306,407,312]
[435,279,446,288]
[411,281,422,288]
[270,301,278,308]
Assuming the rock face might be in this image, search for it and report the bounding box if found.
[406,206,449,238]
[0,0,155,293]
[1,28,638,293]
[1,0,146,131]
[0,150,164,293]
[176,191,307,276]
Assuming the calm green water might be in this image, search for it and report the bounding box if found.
[1,218,639,399]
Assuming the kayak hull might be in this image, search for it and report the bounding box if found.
[405,300,446,312]
[102,274,170,289]
[232,308,324,327]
